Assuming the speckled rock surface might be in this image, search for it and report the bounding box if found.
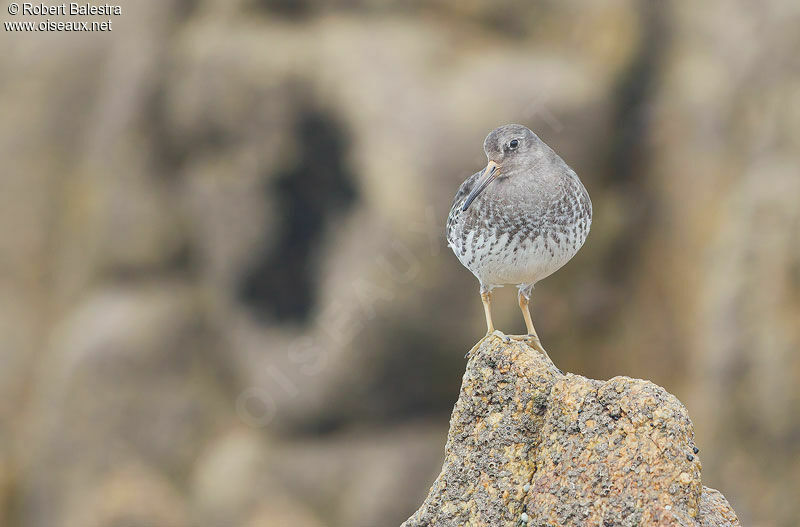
[402,333,740,527]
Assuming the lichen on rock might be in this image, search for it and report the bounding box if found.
[402,333,740,527]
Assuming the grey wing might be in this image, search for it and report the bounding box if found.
[445,170,481,241]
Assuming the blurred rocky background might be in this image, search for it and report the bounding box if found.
[1,0,798,526]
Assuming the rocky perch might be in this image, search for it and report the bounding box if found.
[403,333,740,527]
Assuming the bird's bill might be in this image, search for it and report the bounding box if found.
[461,161,500,211]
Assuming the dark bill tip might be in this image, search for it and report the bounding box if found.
[461,162,499,212]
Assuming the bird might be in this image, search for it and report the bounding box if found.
[446,124,592,361]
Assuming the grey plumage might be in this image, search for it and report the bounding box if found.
[446,124,591,346]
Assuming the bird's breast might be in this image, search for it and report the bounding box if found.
[447,186,591,286]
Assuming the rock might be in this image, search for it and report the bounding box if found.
[191,427,271,526]
[243,499,326,527]
[402,334,739,527]
[18,284,234,526]
[0,442,8,522]
[268,420,446,527]
[63,463,191,527]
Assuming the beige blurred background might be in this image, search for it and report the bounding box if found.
[2,0,799,526]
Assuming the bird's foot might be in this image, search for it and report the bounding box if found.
[509,334,563,374]
[465,330,508,358]
[487,329,510,343]
[509,333,542,347]
[465,333,490,359]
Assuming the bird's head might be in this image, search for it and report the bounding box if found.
[462,124,543,212]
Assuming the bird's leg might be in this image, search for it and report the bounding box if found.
[481,288,495,334]
[518,291,538,340]
[516,288,555,365]
[466,288,501,359]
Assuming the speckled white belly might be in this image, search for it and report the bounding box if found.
[446,169,592,290]
[453,225,588,289]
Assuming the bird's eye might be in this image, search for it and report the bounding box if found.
[509,139,519,149]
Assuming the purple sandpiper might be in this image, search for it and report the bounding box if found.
[446,124,592,359]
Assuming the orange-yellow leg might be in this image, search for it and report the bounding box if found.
[465,289,500,359]
[481,290,495,334]
[517,290,554,364]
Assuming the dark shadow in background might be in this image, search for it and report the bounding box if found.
[238,108,359,323]
[601,0,667,284]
